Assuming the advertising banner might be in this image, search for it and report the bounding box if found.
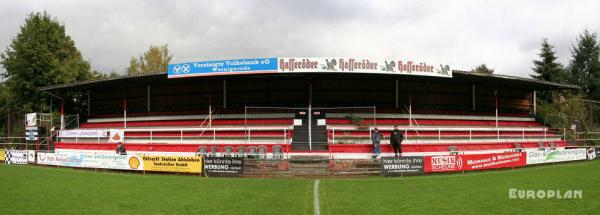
[381,156,424,176]
[141,155,202,173]
[587,147,597,160]
[168,58,278,78]
[37,152,205,174]
[460,152,526,171]
[0,149,6,162]
[168,57,453,78]
[109,129,124,142]
[36,151,142,171]
[25,127,38,141]
[27,150,36,162]
[279,57,452,77]
[526,148,587,165]
[59,129,108,138]
[5,150,28,164]
[26,113,36,127]
[424,152,526,173]
[204,157,244,176]
[424,155,462,172]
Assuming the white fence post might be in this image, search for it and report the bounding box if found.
[497,129,500,141]
[332,128,335,144]
[469,129,472,142]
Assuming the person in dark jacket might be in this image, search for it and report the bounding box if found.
[371,128,381,158]
[390,125,404,157]
[116,142,127,155]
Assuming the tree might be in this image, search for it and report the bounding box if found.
[0,83,10,136]
[127,58,140,75]
[90,70,120,80]
[126,44,172,75]
[471,64,494,75]
[531,39,565,83]
[531,39,566,102]
[568,29,600,101]
[0,11,92,113]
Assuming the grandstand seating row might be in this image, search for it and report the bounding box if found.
[56,110,566,156]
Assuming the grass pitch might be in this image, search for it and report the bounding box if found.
[1,161,599,215]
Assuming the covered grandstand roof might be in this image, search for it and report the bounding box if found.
[40,70,579,92]
[451,70,579,90]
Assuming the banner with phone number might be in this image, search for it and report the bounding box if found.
[424,152,526,173]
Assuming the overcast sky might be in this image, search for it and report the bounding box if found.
[1,0,599,77]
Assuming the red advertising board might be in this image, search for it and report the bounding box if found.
[424,152,526,173]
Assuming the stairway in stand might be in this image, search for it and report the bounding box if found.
[291,112,310,151]
[291,111,328,151]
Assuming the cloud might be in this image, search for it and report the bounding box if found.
[0,0,599,77]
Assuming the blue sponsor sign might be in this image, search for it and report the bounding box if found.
[168,58,278,78]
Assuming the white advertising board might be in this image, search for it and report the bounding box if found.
[26,113,37,127]
[59,130,108,138]
[37,151,143,171]
[27,150,36,162]
[526,148,587,165]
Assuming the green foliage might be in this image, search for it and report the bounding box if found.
[91,70,120,79]
[536,93,587,131]
[532,30,600,133]
[0,84,9,136]
[471,64,494,75]
[0,11,92,113]
[127,44,172,75]
[568,29,600,100]
[531,39,566,102]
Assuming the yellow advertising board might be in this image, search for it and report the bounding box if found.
[0,149,5,162]
[141,155,202,173]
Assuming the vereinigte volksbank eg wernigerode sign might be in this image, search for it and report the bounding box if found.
[167,57,452,78]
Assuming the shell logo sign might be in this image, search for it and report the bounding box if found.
[128,156,141,169]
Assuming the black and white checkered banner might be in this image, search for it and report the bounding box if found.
[5,150,28,164]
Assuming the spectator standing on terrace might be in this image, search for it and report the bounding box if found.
[116,142,127,155]
[371,128,381,158]
[390,126,404,157]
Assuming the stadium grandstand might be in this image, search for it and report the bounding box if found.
[40,57,579,159]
